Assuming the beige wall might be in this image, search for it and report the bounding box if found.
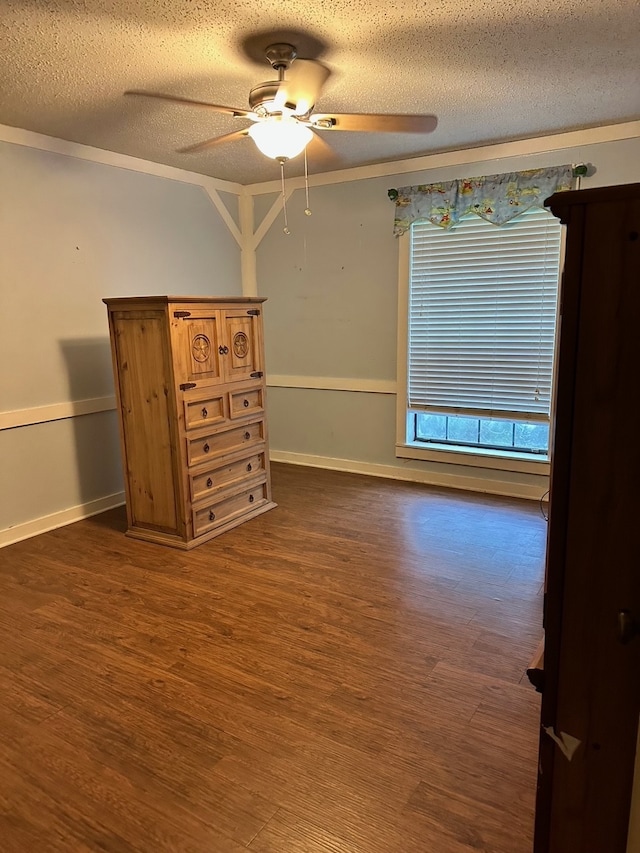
[2,126,639,544]
[258,134,640,499]
[0,138,242,543]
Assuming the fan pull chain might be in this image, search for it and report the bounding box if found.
[304,148,312,216]
[280,160,290,235]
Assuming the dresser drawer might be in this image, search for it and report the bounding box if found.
[187,419,265,467]
[193,480,269,536]
[183,391,227,431]
[229,385,264,419]
[190,450,266,504]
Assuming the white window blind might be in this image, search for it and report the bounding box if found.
[408,207,562,422]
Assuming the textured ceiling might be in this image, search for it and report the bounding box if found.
[1,0,639,185]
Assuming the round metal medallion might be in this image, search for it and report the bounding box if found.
[192,334,211,362]
[233,331,249,358]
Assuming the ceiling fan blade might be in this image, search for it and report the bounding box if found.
[177,129,250,154]
[307,129,338,167]
[310,113,438,134]
[125,90,256,119]
[274,60,331,116]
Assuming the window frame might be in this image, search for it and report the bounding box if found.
[395,213,565,476]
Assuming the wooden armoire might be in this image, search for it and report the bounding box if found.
[534,184,640,852]
[104,296,276,549]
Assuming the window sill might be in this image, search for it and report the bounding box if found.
[396,441,550,475]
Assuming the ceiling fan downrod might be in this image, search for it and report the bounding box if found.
[249,43,298,115]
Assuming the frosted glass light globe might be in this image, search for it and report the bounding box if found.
[248,116,313,161]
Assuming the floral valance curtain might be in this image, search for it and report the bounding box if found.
[388,165,574,236]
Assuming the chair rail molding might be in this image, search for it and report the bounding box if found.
[0,397,117,431]
[267,375,397,394]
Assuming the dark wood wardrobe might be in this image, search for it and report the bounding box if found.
[535,183,640,852]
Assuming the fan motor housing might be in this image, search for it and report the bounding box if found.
[248,81,280,114]
[249,81,297,116]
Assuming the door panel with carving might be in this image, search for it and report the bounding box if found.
[172,310,223,385]
[222,310,262,382]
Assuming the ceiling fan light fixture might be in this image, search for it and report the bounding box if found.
[248,116,313,161]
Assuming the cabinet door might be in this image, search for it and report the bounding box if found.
[172,308,223,385]
[221,309,262,382]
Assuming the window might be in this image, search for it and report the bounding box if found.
[415,413,549,454]
[400,207,562,463]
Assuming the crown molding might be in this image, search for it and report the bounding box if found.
[248,120,640,195]
[0,123,244,194]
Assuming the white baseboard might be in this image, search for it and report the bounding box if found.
[270,450,546,501]
[0,451,544,549]
[0,492,125,549]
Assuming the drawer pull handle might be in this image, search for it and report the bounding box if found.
[206,477,213,488]
[246,463,252,472]
[243,399,250,408]
[202,407,208,418]
[203,443,210,453]
[248,494,254,503]
[209,511,216,522]
[244,431,250,440]
[219,345,229,355]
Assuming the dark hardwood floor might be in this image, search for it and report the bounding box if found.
[0,463,545,852]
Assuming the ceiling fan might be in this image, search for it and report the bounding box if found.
[125,43,438,163]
